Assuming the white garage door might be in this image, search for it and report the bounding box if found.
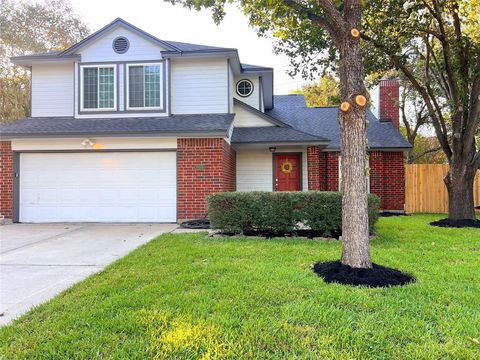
[19,152,177,223]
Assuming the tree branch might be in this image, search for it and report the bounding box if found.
[282,0,338,42]
[410,146,443,163]
[361,32,453,159]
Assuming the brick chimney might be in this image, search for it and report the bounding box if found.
[379,79,400,129]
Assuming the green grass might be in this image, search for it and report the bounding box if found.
[1,214,479,359]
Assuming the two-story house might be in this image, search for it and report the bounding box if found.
[0,18,410,223]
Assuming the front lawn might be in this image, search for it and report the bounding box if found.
[1,214,479,359]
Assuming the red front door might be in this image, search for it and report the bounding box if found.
[274,153,301,191]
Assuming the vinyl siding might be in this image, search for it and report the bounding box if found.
[79,27,165,62]
[233,105,275,127]
[31,63,74,117]
[171,58,228,114]
[236,148,308,192]
[233,75,260,109]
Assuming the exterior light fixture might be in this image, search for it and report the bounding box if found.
[269,146,276,153]
[81,138,94,148]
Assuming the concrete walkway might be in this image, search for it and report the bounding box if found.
[0,223,177,326]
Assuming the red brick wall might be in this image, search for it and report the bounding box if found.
[307,146,321,190]
[177,138,236,221]
[0,141,13,221]
[326,152,340,191]
[369,151,405,211]
[379,79,400,129]
[311,149,405,211]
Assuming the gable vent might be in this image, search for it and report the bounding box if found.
[113,37,129,54]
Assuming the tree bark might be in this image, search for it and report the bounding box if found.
[338,6,371,268]
[444,161,477,220]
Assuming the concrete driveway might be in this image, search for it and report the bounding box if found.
[0,223,177,326]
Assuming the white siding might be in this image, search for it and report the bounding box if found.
[233,105,274,127]
[233,75,260,109]
[236,148,308,192]
[11,138,177,151]
[79,27,165,62]
[31,63,74,117]
[171,58,228,114]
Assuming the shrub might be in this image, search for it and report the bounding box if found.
[208,191,380,237]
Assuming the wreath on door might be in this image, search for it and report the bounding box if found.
[281,160,293,174]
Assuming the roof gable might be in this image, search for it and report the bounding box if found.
[61,18,180,56]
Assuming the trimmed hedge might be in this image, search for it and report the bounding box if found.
[208,191,380,237]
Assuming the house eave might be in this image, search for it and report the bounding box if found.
[2,130,229,140]
[11,55,80,67]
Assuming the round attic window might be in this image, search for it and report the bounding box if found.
[236,79,254,97]
[112,36,129,54]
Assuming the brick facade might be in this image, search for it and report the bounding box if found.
[177,138,236,222]
[0,141,13,222]
[379,79,400,129]
[306,149,405,211]
[307,146,321,190]
[369,151,405,211]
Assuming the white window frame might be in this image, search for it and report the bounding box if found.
[338,155,371,193]
[126,63,163,111]
[80,64,117,112]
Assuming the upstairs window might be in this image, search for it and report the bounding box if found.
[127,63,163,110]
[236,79,254,97]
[81,65,116,111]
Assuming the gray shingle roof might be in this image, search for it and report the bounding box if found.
[164,40,234,52]
[231,127,328,144]
[241,63,273,71]
[266,95,411,150]
[0,114,234,138]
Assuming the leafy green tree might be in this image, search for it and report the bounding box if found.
[360,0,480,220]
[0,0,89,123]
[168,0,373,268]
[291,74,340,107]
[266,0,479,220]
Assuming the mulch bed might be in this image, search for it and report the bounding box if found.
[312,261,415,288]
[242,229,342,239]
[379,212,409,217]
[430,218,480,228]
[180,219,210,229]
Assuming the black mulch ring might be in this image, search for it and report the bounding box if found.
[430,218,480,228]
[180,219,210,229]
[312,261,416,288]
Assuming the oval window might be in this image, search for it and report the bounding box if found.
[236,79,254,97]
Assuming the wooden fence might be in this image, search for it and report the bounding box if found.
[405,164,480,213]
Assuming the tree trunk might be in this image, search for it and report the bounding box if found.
[338,22,372,268]
[444,160,476,220]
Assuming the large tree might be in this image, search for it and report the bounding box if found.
[361,0,480,221]
[168,0,373,268]
[270,0,479,220]
[0,0,89,123]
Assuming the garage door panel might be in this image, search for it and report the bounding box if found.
[20,152,177,223]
